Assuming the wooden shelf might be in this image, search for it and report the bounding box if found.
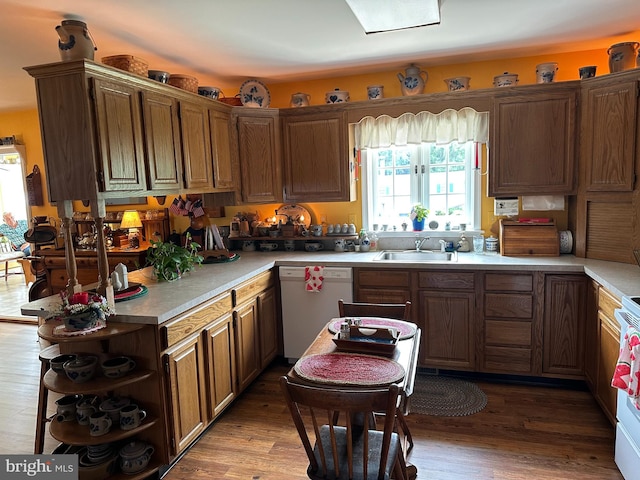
[38,321,146,344]
[49,415,157,445]
[43,369,155,395]
[230,235,359,241]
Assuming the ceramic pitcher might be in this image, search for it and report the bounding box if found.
[397,64,428,96]
[56,20,97,61]
[290,92,310,107]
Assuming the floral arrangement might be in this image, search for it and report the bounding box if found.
[48,291,115,331]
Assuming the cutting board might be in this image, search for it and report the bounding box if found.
[499,219,559,256]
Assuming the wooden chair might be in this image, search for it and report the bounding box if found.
[280,376,407,480]
[338,299,414,454]
[338,299,412,321]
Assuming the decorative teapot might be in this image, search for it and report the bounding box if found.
[397,64,428,96]
[56,19,97,62]
[119,441,154,475]
[290,92,310,108]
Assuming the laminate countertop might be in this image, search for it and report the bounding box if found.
[21,251,640,325]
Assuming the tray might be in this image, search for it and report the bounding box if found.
[332,332,398,357]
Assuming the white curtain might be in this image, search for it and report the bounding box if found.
[353,107,489,148]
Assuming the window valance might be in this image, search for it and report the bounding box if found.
[353,107,489,149]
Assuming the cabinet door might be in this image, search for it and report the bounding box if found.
[282,111,353,202]
[419,291,475,370]
[258,286,279,369]
[597,312,620,425]
[164,334,208,455]
[179,100,213,190]
[582,79,637,192]
[234,299,261,392]
[92,78,147,192]
[584,281,599,389]
[140,90,183,190]
[489,86,577,196]
[203,312,236,419]
[236,111,282,203]
[543,274,587,376]
[208,107,235,190]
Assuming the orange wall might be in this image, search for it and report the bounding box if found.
[1,43,634,234]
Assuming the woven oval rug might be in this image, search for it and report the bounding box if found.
[410,375,487,417]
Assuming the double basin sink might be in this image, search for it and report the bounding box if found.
[373,250,457,262]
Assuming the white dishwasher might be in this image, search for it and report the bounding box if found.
[280,266,353,362]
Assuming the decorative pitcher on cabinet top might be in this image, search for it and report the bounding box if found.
[56,19,97,62]
[290,92,310,107]
[397,64,428,96]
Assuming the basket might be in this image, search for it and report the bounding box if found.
[219,95,242,106]
[168,74,199,93]
[101,55,149,76]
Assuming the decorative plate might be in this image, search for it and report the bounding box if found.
[239,79,271,108]
[428,220,439,230]
[276,204,311,227]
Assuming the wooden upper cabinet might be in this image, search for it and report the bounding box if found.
[179,100,214,190]
[208,107,235,190]
[489,83,578,196]
[281,110,354,202]
[581,76,639,192]
[235,109,282,203]
[140,90,183,191]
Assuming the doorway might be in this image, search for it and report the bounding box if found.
[0,144,34,322]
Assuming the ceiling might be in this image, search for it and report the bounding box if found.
[2,0,640,113]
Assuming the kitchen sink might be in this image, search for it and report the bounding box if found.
[373,250,457,262]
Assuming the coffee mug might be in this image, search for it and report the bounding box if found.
[260,242,278,251]
[119,404,147,430]
[579,65,597,79]
[56,394,82,422]
[89,411,112,436]
[76,402,97,425]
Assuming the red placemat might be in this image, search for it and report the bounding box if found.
[294,352,405,386]
[328,317,417,340]
[115,285,148,302]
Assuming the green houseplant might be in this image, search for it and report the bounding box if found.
[145,234,203,282]
[410,205,429,231]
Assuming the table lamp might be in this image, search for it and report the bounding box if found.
[120,210,142,248]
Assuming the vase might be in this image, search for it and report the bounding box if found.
[412,218,425,231]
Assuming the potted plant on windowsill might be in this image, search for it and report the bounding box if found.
[145,234,203,282]
[410,205,429,231]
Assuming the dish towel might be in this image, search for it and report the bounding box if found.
[612,325,640,409]
[305,266,324,293]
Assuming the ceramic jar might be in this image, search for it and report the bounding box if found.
[56,20,96,61]
[536,62,558,83]
[325,88,349,103]
[398,64,428,96]
[119,441,154,474]
[290,92,310,107]
[493,72,519,87]
[608,42,639,73]
[444,76,470,91]
[367,85,384,100]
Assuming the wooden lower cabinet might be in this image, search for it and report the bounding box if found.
[543,274,588,377]
[233,297,261,392]
[203,312,236,418]
[585,282,621,425]
[258,286,279,369]
[354,269,411,304]
[164,333,208,455]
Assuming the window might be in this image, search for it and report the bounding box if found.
[362,141,480,230]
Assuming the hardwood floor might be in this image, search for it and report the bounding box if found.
[0,265,36,322]
[1,322,623,479]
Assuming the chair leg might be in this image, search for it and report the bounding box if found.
[397,409,414,454]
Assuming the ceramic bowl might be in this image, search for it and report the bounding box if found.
[148,70,170,83]
[63,355,98,383]
[493,72,519,87]
[197,86,221,100]
[100,356,136,379]
[99,396,131,423]
[50,354,77,375]
[63,310,99,331]
[78,450,118,480]
[304,243,324,252]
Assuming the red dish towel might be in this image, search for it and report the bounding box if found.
[612,325,640,409]
[305,266,324,293]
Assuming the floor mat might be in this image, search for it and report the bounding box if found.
[410,375,487,416]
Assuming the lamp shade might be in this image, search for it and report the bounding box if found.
[119,210,142,229]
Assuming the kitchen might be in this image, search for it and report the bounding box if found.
[1,0,633,480]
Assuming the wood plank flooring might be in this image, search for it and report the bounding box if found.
[0,266,36,322]
[0,322,623,479]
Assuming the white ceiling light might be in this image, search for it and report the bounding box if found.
[345,0,441,34]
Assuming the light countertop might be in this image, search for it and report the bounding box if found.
[21,251,640,325]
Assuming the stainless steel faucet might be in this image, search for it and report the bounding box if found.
[415,236,429,251]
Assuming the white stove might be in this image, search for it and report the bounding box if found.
[614,295,640,480]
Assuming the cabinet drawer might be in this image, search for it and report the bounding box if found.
[598,287,621,320]
[485,293,533,318]
[417,271,475,290]
[485,273,533,292]
[233,270,274,306]
[485,319,532,347]
[484,346,533,373]
[162,292,232,348]
[357,269,410,288]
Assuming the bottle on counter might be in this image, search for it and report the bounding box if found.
[368,231,378,251]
